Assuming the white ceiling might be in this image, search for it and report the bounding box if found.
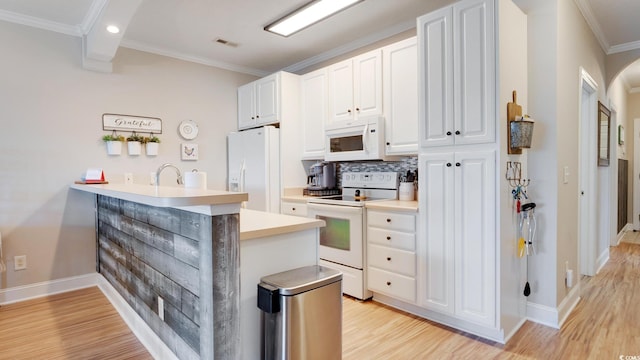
[0,0,639,86]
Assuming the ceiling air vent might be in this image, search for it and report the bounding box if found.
[214,38,238,48]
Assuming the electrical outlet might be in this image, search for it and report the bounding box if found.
[14,255,27,271]
[150,172,157,186]
[158,296,165,321]
[124,173,133,184]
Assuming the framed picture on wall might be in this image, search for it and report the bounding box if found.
[181,143,198,161]
[597,102,611,167]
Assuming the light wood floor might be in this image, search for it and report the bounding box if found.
[344,239,640,359]
[0,286,151,360]
[2,239,639,359]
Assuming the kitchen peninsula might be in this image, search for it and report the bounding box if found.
[70,183,323,360]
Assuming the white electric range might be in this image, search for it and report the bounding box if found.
[307,172,398,300]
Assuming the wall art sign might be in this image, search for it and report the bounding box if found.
[102,113,162,133]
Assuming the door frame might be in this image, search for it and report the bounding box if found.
[634,118,640,231]
[578,67,598,277]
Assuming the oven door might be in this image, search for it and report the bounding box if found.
[307,202,363,269]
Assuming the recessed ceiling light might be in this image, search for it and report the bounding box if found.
[106,25,120,34]
[265,0,363,37]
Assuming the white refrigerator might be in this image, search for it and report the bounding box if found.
[227,126,280,213]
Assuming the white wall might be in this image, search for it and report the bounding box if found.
[518,0,609,309]
[521,0,558,309]
[555,0,606,302]
[0,21,256,288]
[498,0,528,337]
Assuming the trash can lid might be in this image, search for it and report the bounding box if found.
[259,265,342,296]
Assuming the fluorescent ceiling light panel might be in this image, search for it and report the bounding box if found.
[265,0,363,37]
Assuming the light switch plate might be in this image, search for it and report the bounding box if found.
[563,166,569,184]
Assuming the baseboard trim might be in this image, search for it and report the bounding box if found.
[526,301,559,328]
[96,275,178,360]
[526,282,581,329]
[595,248,610,274]
[0,273,99,305]
[557,283,581,328]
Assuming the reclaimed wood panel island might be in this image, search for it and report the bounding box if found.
[70,184,323,360]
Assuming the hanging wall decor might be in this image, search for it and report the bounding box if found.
[103,113,162,134]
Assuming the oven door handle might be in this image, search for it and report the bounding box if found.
[307,203,363,215]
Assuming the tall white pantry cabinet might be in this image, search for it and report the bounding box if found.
[414,0,526,342]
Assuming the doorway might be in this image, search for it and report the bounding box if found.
[578,68,598,277]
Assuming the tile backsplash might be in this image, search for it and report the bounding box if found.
[336,156,417,187]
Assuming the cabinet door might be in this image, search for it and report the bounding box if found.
[301,69,328,159]
[383,37,418,155]
[353,49,382,118]
[255,73,279,125]
[453,150,495,326]
[328,59,354,123]
[237,82,255,130]
[418,152,455,314]
[453,0,495,145]
[418,6,454,148]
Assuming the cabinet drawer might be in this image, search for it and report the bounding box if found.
[281,202,308,217]
[368,244,416,276]
[367,210,415,232]
[368,267,416,304]
[367,227,415,251]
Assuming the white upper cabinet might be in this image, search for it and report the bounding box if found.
[328,49,382,123]
[418,0,495,147]
[237,73,280,130]
[237,82,256,130]
[255,74,279,125]
[300,68,328,159]
[383,37,418,155]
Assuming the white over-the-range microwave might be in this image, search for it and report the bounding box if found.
[324,116,387,161]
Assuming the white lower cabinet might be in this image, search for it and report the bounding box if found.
[418,149,496,327]
[367,209,417,304]
[281,201,308,217]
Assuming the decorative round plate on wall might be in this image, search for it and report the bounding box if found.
[179,120,199,140]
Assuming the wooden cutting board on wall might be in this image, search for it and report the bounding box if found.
[507,90,523,154]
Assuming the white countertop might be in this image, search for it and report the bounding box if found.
[240,209,324,241]
[70,183,248,208]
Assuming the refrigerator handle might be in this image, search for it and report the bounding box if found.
[239,160,246,192]
[239,160,247,208]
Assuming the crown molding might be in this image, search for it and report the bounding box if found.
[282,18,415,73]
[608,40,640,55]
[0,9,81,36]
[80,0,108,35]
[120,39,269,77]
[574,0,609,54]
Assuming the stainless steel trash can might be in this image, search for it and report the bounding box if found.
[257,265,342,360]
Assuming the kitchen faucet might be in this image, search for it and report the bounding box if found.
[156,163,183,186]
